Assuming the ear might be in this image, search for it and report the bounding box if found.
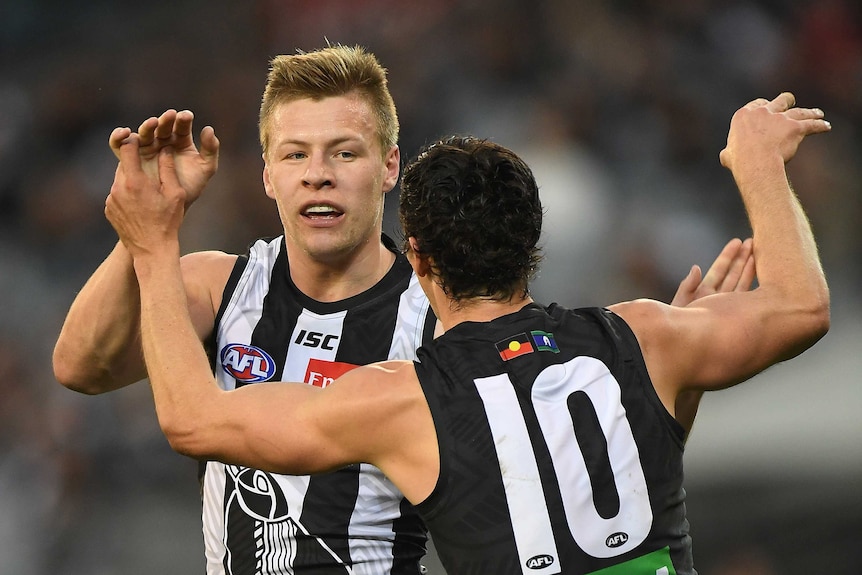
[382,146,401,194]
[407,237,432,277]
[262,157,275,200]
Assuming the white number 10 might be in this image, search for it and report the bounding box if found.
[475,356,652,574]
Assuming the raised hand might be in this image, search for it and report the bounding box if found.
[105,136,186,258]
[720,92,831,172]
[109,109,219,209]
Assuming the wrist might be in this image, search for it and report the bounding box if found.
[130,241,182,281]
[730,153,787,193]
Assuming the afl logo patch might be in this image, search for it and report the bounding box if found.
[221,344,276,383]
[606,531,629,548]
[525,554,555,569]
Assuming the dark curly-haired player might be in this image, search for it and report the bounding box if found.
[102,89,829,575]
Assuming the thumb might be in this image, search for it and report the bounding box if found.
[200,126,220,163]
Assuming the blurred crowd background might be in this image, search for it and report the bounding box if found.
[1,1,860,573]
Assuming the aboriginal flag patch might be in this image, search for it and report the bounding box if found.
[496,333,534,361]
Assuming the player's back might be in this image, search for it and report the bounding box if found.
[414,302,695,575]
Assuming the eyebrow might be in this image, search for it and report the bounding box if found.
[274,134,367,149]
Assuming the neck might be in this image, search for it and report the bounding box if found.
[286,240,396,302]
[433,291,534,332]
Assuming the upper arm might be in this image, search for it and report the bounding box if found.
[54,248,236,394]
[611,287,828,402]
[185,362,426,477]
[180,250,236,341]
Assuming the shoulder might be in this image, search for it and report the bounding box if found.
[314,360,423,453]
[333,361,419,399]
[606,298,679,345]
[180,250,238,290]
[325,362,424,430]
[179,251,239,329]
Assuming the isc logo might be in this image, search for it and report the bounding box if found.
[294,329,339,350]
[221,344,276,383]
[526,554,555,570]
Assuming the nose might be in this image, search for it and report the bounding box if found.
[303,154,333,190]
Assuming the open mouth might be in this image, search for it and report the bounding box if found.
[303,205,344,219]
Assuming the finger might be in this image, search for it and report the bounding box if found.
[798,117,833,135]
[109,127,132,158]
[718,237,753,291]
[670,265,702,307]
[117,133,143,173]
[743,97,770,110]
[701,238,743,289]
[199,125,220,162]
[765,91,795,113]
[137,117,160,147]
[786,107,825,121]
[174,110,194,139]
[736,254,756,292]
[154,109,178,141]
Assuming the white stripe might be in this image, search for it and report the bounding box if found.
[475,374,560,575]
[388,273,432,361]
[202,461,227,575]
[215,237,281,391]
[349,464,401,575]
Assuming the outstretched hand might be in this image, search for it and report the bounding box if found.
[105,135,186,259]
[671,238,755,307]
[720,92,831,172]
[109,109,219,209]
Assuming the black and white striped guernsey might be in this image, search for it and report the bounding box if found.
[203,235,436,575]
[413,303,695,575]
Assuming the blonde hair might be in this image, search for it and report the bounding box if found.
[259,44,399,158]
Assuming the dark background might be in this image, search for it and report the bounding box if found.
[1,1,860,573]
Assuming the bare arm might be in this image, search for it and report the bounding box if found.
[612,93,830,417]
[666,237,756,433]
[53,111,223,394]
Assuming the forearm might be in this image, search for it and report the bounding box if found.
[53,241,147,393]
[135,245,220,455]
[733,154,830,348]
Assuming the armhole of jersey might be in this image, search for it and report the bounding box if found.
[202,254,249,376]
[604,308,687,447]
[212,254,249,336]
[411,357,448,518]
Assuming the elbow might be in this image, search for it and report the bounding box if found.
[795,289,831,351]
[157,398,224,461]
[809,294,831,343]
[52,342,141,394]
[160,417,208,460]
[53,350,106,395]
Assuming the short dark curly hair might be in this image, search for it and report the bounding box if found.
[399,136,543,302]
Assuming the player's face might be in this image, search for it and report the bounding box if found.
[262,94,399,265]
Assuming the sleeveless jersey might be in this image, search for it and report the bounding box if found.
[414,303,695,575]
[204,235,437,575]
